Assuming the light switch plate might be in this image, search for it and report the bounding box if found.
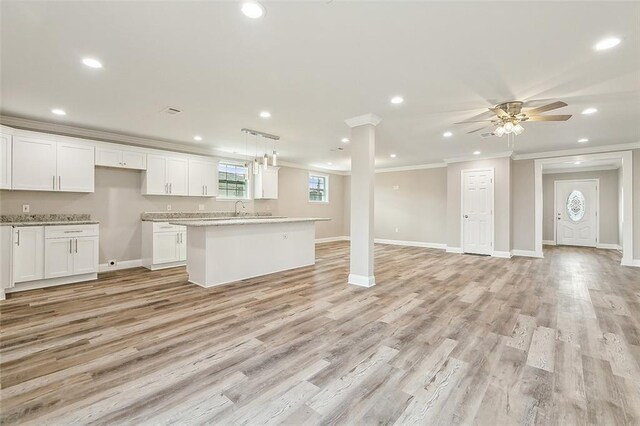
[198,204,205,211]
[22,204,30,213]
[167,204,172,211]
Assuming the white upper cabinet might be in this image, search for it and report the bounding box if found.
[57,142,94,192]
[254,167,279,199]
[96,145,146,170]
[188,159,218,197]
[12,136,58,191]
[0,133,11,189]
[11,136,94,192]
[142,154,188,195]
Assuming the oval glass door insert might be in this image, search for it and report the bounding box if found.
[566,190,586,222]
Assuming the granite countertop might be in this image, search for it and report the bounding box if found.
[170,217,330,227]
[0,214,99,227]
[141,211,274,222]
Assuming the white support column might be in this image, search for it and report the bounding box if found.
[345,113,381,287]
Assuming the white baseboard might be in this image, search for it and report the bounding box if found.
[542,240,556,246]
[315,236,349,244]
[511,249,544,258]
[492,250,512,259]
[446,246,463,254]
[596,243,621,250]
[348,274,376,287]
[621,258,640,268]
[98,259,143,273]
[374,239,446,250]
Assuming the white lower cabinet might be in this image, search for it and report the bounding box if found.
[44,226,99,278]
[13,226,45,283]
[142,222,187,270]
[74,236,99,274]
[44,238,74,278]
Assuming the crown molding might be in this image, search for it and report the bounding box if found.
[344,113,382,128]
[0,115,350,176]
[375,162,446,173]
[513,142,640,161]
[444,151,513,164]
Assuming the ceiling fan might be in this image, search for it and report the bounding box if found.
[455,100,572,139]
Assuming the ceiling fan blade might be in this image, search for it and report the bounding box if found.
[526,101,568,115]
[480,132,495,138]
[467,124,492,134]
[454,119,494,124]
[489,107,510,118]
[526,114,572,122]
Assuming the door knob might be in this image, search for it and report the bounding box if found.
[464,215,469,219]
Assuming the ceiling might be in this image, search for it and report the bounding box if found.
[1,1,639,171]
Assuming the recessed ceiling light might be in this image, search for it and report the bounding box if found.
[577,138,589,143]
[582,107,598,115]
[327,162,333,165]
[473,151,481,155]
[51,108,66,116]
[390,96,404,104]
[259,111,271,118]
[82,58,103,69]
[193,135,203,141]
[574,161,582,165]
[594,37,621,51]
[443,131,453,137]
[241,2,265,19]
[390,154,397,158]
[341,138,349,143]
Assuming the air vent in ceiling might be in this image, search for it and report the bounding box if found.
[162,107,183,115]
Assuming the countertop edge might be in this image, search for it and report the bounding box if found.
[169,218,331,227]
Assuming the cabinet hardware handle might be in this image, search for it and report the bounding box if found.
[177,233,179,244]
[64,230,83,233]
[165,183,168,194]
[203,185,205,195]
[69,239,73,253]
[205,185,208,195]
[75,239,78,253]
[59,176,61,190]
[16,230,20,246]
[53,175,56,190]
[170,183,172,194]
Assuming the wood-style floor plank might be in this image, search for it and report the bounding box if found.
[1,243,639,425]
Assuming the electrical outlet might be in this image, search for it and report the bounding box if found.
[395,227,399,233]
[283,233,288,240]
[393,185,400,190]
[22,204,30,213]
[198,204,205,211]
[167,204,172,211]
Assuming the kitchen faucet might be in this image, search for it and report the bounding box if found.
[234,200,246,217]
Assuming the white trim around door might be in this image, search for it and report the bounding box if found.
[460,168,495,256]
[553,179,599,247]
[534,150,633,266]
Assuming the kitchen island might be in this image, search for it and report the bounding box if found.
[171,217,330,288]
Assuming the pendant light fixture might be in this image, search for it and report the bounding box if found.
[272,149,277,166]
[262,135,268,170]
[253,133,259,175]
[243,131,249,181]
[240,128,280,174]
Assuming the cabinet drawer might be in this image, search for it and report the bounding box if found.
[152,222,186,233]
[45,224,99,239]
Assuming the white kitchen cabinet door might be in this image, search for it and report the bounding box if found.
[254,167,279,199]
[95,146,122,168]
[0,133,11,189]
[178,231,187,261]
[188,159,217,197]
[74,236,99,275]
[57,142,95,192]
[166,157,188,195]
[12,136,57,191]
[144,155,168,195]
[121,151,146,170]
[13,226,44,283]
[153,232,180,264]
[45,238,74,278]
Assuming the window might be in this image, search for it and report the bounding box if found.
[218,162,249,199]
[566,190,585,222]
[308,173,328,202]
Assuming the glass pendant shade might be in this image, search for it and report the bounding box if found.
[504,122,514,133]
[252,158,259,175]
[263,154,268,170]
[272,150,277,166]
[513,123,524,135]
[494,126,505,137]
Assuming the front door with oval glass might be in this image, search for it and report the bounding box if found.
[555,180,597,247]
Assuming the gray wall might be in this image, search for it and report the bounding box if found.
[374,167,447,244]
[446,157,512,252]
[0,165,347,264]
[635,149,640,259]
[543,170,619,245]
[511,159,535,251]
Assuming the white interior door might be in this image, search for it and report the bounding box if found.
[556,180,597,247]
[462,169,494,255]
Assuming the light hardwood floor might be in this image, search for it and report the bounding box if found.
[1,242,639,425]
